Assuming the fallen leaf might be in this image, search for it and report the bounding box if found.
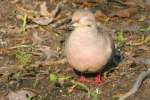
[95,10,109,22]
[113,93,124,98]
[110,8,138,18]
[124,23,141,32]
[144,0,150,9]
[144,18,150,25]
[40,2,51,17]
[124,0,145,8]
[0,48,10,55]
[6,89,36,100]
[32,32,43,44]
[138,16,146,22]
[124,1,137,7]
[37,45,58,60]
[32,17,53,25]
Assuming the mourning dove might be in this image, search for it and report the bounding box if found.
[65,9,114,83]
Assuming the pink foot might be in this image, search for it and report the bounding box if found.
[79,75,102,85]
[79,76,91,83]
[94,74,102,85]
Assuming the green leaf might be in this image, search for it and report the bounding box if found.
[90,89,102,100]
[140,25,150,32]
[16,49,31,65]
[115,32,125,48]
[49,73,58,82]
[22,14,27,32]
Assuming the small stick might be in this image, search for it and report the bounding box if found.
[41,58,67,66]
[51,1,62,18]
[51,18,71,28]
[44,1,62,24]
[119,68,150,100]
[9,45,32,49]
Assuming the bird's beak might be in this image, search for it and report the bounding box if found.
[71,20,79,27]
[71,18,80,27]
[72,22,78,27]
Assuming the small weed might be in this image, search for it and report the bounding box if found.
[15,49,31,65]
[27,96,33,100]
[140,25,150,32]
[49,73,58,83]
[70,80,101,99]
[90,89,102,100]
[71,80,90,97]
[115,31,125,48]
[21,14,27,33]
[33,77,40,88]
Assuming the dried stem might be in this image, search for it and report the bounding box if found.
[119,69,150,100]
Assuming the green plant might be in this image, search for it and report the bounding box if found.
[115,32,125,48]
[71,80,90,97]
[49,73,58,83]
[90,89,102,100]
[27,96,33,100]
[140,25,150,32]
[21,14,27,32]
[15,49,31,65]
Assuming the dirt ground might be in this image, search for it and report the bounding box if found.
[0,0,150,100]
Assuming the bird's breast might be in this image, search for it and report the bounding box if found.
[66,28,112,72]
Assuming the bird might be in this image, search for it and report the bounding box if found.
[65,9,114,84]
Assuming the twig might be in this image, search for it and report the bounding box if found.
[108,0,127,6]
[9,45,32,49]
[43,1,62,24]
[30,58,67,68]
[41,58,67,66]
[126,36,150,46]
[119,68,150,100]
[51,18,71,28]
[51,1,62,18]
[32,32,43,43]
[32,1,62,25]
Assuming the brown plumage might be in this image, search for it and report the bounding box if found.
[65,9,114,73]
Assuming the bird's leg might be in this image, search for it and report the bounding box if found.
[79,75,91,83]
[79,74,102,85]
[94,74,102,85]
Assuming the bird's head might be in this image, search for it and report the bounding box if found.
[71,9,96,27]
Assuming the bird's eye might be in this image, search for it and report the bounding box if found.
[87,25,91,27]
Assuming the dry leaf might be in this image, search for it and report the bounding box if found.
[144,0,150,9]
[37,45,58,60]
[122,0,145,8]
[124,1,138,7]
[95,10,108,21]
[124,23,141,32]
[32,17,53,25]
[6,89,36,100]
[32,1,62,25]
[32,33,43,44]
[144,18,150,25]
[111,8,138,18]
[40,2,51,17]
